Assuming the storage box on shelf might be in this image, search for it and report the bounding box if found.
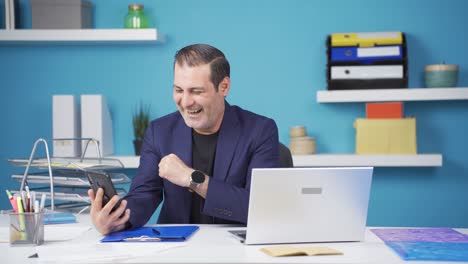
[30,0,92,29]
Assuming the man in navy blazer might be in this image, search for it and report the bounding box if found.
[88,44,279,235]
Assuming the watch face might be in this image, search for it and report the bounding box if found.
[191,170,205,184]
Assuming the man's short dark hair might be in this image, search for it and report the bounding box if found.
[174,44,230,91]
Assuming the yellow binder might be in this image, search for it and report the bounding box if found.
[331,31,403,47]
[354,118,417,154]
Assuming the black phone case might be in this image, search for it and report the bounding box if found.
[86,171,121,212]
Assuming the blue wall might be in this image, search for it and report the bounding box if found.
[1,0,467,227]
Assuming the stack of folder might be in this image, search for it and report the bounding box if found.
[326,31,408,90]
[355,102,417,154]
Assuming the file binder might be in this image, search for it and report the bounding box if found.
[331,31,403,47]
[101,226,199,242]
[330,65,404,80]
[331,46,403,64]
[52,95,81,157]
[81,95,114,157]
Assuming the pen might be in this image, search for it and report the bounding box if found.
[124,236,162,242]
[16,197,27,240]
[26,186,33,212]
[39,193,46,212]
[20,191,27,212]
[30,191,36,213]
[34,200,40,213]
[6,190,18,213]
[152,228,161,235]
[17,197,24,213]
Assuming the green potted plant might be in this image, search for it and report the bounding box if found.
[132,103,150,155]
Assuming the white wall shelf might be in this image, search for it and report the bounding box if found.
[317,88,468,103]
[0,29,163,44]
[109,154,443,168]
[293,154,442,167]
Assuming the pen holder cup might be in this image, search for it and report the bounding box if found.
[9,212,44,246]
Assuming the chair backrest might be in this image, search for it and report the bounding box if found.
[279,142,293,168]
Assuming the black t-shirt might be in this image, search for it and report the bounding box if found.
[190,129,218,224]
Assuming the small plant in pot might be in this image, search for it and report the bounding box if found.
[132,104,150,155]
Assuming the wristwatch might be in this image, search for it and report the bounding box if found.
[189,170,205,190]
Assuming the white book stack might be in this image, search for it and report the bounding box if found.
[52,95,81,157]
[80,95,114,158]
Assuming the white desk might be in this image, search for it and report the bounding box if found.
[1,214,467,264]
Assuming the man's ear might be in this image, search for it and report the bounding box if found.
[218,77,230,96]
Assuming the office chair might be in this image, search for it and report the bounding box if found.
[279,142,294,168]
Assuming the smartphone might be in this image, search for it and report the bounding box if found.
[86,171,122,212]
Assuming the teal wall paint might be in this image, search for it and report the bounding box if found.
[1,0,467,227]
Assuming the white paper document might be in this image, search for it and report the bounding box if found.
[44,226,92,242]
[37,241,187,263]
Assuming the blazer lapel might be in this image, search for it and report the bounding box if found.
[213,103,240,182]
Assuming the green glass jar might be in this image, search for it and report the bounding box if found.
[124,4,149,29]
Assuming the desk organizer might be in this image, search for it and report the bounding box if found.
[8,138,128,211]
[326,31,408,90]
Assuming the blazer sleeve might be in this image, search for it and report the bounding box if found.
[123,123,164,228]
[203,118,279,224]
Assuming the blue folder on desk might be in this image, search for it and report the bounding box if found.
[101,226,199,242]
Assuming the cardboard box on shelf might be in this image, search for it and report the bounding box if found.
[30,0,92,29]
[355,118,417,154]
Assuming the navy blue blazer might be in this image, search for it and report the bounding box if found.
[124,103,279,228]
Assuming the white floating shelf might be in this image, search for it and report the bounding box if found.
[317,88,468,103]
[293,154,442,167]
[0,29,163,44]
[109,154,443,168]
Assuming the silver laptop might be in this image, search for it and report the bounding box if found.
[230,167,373,245]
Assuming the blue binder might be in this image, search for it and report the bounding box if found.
[101,226,199,242]
[386,241,468,261]
[331,45,403,64]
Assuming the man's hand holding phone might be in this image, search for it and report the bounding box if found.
[88,188,131,235]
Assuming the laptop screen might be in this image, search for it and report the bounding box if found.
[241,167,373,245]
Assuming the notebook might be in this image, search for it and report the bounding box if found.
[230,167,373,245]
